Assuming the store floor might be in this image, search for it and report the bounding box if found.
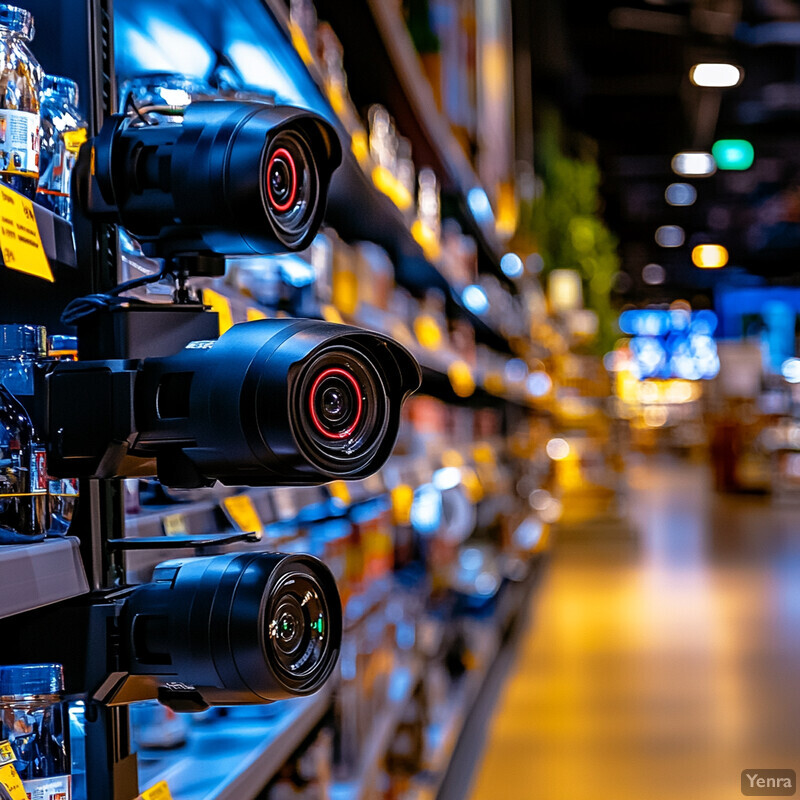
[468,456,800,800]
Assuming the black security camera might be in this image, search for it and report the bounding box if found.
[76,100,342,256]
[122,552,341,709]
[44,319,421,487]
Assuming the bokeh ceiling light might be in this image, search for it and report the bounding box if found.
[689,63,743,88]
[642,263,666,285]
[500,252,524,278]
[711,139,754,170]
[692,244,728,268]
[655,225,685,247]
[671,151,716,177]
[665,182,697,206]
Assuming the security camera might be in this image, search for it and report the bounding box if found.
[122,552,341,709]
[76,100,342,256]
[44,319,421,487]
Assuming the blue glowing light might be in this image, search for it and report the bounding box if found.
[410,484,442,534]
[500,252,524,278]
[467,187,495,226]
[782,358,800,384]
[462,284,490,315]
[433,467,462,492]
[504,358,528,383]
[279,257,316,288]
[526,371,552,397]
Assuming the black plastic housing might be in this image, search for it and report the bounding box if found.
[76,100,342,256]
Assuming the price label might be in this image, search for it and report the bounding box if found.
[162,513,188,537]
[0,185,52,282]
[0,741,15,766]
[202,288,234,335]
[222,494,263,536]
[138,781,173,800]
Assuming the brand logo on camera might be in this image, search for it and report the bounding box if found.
[741,770,796,796]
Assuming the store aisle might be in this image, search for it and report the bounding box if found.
[468,457,800,800]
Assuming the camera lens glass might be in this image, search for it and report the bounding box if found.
[293,346,390,472]
[266,571,330,679]
[263,130,320,247]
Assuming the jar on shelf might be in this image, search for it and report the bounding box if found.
[0,663,71,798]
[37,75,87,222]
[0,4,43,199]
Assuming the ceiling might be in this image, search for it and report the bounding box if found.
[525,0,800,304]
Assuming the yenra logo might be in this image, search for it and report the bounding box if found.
[741,769,796,796]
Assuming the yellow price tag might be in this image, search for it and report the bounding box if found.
[247,306,268,321]
[321,304,345,325]
[0,760,27,800]
[0,741,15,766]
[202,288,234,334]
[390,484,414,525]
[223,494,263,536]
[328,480,351,506]
[0,185,53,282]
[162,513,187,537]
[139,780,174,800]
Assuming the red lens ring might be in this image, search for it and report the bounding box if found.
[267,147,298,212]
[309,368,363,440]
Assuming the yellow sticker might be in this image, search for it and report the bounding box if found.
[62,128,88,155]
[202,288,234,335]
[328,480,351,506]
[162,513,187,537]
[139,780,174,800]
[0,185,53,282]
[246,306,268,321]
[0,762,28,800]
[223,494,263,536]
[321,304,345,325]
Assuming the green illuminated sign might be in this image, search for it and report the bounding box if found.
[712,139,754,170]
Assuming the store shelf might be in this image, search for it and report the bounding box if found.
[0,536,89,619]
[330,659,422,800]
[138,686,333,800]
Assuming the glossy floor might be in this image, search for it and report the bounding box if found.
[469,456,800,800]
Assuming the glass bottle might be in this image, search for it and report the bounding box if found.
[37,75,87,222]
[0,4,43,198]
[0,663,70,796]
[0,381,46,540]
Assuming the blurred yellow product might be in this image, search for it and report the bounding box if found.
[484,371,505,395]
[326,80,346,117]
[448,360,476,397]
[414,314,443,349]
[472,443,496,464]
[372,164,413,211]
[246,306,268,321]
[332,266,358,315]
[328,480,351,506]
[460,466,484,502]
[350,130,370,166]
[495,181,517,238]
[411,218,442,261]
[321,304,345,324]
[202,288,234,334]
[441,449,465,468]
[288,20,314,66]
[390,484,414,525]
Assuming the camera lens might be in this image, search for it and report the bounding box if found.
[267,147,297,212]
[293,346,390,473]
[309,368,363,439]
[266,572,330,680]
[264,130,320,248]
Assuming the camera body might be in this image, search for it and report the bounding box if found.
[76,101,342,257]
[44,318,420,486]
